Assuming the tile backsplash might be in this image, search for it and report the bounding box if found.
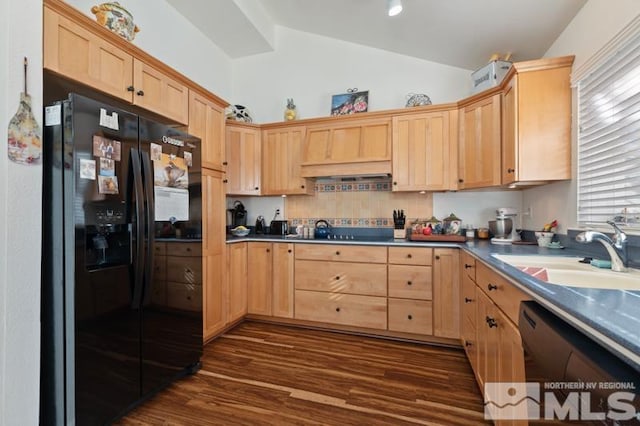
[286,178,433,227]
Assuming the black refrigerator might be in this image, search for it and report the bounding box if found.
[41,94,203,425]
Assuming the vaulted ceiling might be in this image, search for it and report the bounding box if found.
[166,0,587,70]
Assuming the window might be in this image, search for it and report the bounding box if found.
[577,26,640,228]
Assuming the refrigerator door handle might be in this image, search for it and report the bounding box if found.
[141,150,155,306]
[130,148,145,309]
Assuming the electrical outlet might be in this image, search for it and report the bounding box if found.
[523,206,533,218]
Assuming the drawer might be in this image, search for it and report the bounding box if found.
[153,255,166,280]
[388,298,433,335]
[166,282,202,312]
[166,256,203,284]
[166,242,202,257]
[150,279,167,306]
[294,290,387,329]
[388,247,432,266]
[476,262,530,324]
[153,242,167,256]
[387,265,432,300]
[461,273,477,324]
[295,244,387,263]
[295,260,387,296]
[461,251,476,282]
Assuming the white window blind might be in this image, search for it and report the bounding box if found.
[577,29,640,227]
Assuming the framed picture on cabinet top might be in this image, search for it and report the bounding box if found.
[331,90,369,116]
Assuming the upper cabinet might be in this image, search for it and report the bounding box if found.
[43,0,218,126]
[44,6,134,102]
[225,123,262,195]
[189,91,226,171]
[458,93,502,189]
[132,60,189,125]
[300,117,392,177]
[391,109,458,191]
[262,126,313,196]
[501,56,574,186]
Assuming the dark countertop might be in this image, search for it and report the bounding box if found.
[227,234,640,371]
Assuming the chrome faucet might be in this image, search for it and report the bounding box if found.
[575,221,628,272]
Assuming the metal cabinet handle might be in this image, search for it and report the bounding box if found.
[136,90,144,96]
[507,168,515,173]
[335,251,340,255]
[435,255,440,260]
[464,263,473,269]
[488,283,498,291]
[407,253,412,258]
[486,316,498,328]
[335,276,340,280]
[127,86,134,92]
[465,341,472,347]
[407,314,413,320]
[335,307,340,312]
[464,297,473,303]
[288,249,292,253]
[407,281,412,286]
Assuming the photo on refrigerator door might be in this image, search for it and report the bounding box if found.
[154,153,188,189]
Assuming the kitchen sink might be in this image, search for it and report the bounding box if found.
[492,254,640,290]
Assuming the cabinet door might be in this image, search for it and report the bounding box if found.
[476,289,500,392]
[227,242,248,323]
[189,91,226,171]
[132,59,189,125]
[202,169,227,341]
[272,243,294,318]
[247,242,272,315]
[502,76,518,184]
[392,111,451,191]
[44,6,134,102]
[459,94,502,189]
[432,249,460,339]
[262,127,313,195]
[225,125,261,195]
[497,311,528,424]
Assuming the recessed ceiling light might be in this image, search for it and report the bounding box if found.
[388,0,403,17]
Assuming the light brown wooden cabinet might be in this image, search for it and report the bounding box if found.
[391,110,457,191]
[225,123,262,195]
[247,242,273,315]
[189,91,226,172]
[227,242,248,324]
[202,169,227,341]
[246,242,294,318]
[44,4,189,125]
[458,93,502,189]
[433,248,460,339]
[501,56,574,186]
[272,243,295,318]
[294,244,388,329]
[461,253,528,423]
[261,127,313,195]
[301,117,392,177]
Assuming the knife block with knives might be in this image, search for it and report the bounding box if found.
[393,210,406,239]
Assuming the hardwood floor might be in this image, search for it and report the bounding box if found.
[117,321,489,425]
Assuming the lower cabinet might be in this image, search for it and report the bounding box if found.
[295,290,387,329]
[388,299,433,334]
[433,248,460,339]
[246,242,294,318]
[462,253,528,425]
[227,242,248,324]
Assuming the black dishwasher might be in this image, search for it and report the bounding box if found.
[519,301,640,424]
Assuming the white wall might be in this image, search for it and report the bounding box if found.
[433,191,524,230]
[0,0,43,424]
[231,26,472,123]
[63,0,234,100]
[522,0,640,232]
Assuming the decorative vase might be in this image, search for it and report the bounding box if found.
[284,98,297,121]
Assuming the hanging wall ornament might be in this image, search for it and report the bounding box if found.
[7,58,42,165]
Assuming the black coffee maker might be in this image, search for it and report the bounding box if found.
[227,200,247,228]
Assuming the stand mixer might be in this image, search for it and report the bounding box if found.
[490,207,521,244]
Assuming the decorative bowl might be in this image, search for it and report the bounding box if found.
[231,227,250,237]
[405,93,432,107]
[91,2,140,41]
